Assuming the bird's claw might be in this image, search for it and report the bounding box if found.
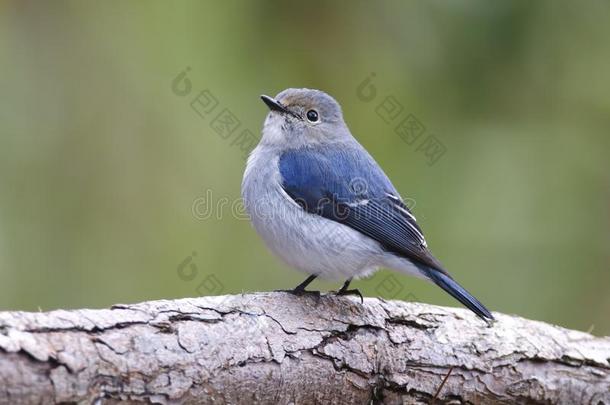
[335,288,364,304]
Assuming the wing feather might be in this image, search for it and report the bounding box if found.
[279,147,444,271]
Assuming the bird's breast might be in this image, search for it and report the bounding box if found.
[241,147,385,279]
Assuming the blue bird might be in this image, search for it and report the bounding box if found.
[242,88,494,321]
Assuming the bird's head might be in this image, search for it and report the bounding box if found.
[260,88,350,147]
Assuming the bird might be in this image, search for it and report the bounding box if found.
[241,88,494,322]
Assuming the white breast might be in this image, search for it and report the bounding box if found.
[241,145,387,281]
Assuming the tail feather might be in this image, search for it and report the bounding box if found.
[422,267,494,321]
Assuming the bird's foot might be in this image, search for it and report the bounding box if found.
[275,275,319,297]
[335,288,364,304]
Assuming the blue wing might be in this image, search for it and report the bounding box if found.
[279,145,494,321]
[279,146,444,271]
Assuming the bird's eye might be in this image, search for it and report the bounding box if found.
[306,110,319,122]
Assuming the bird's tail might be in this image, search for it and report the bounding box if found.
[421,266,494,321]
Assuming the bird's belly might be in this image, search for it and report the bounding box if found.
[245,186,383,280]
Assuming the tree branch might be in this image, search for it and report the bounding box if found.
[0,293,608,404]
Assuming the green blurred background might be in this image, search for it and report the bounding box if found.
[0,1,608,335]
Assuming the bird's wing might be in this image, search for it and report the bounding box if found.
[278,146,445,271]
[279,146,494,321]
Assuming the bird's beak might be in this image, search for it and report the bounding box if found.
[261,95,289,114]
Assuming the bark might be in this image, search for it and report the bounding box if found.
[0,292,608,404]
